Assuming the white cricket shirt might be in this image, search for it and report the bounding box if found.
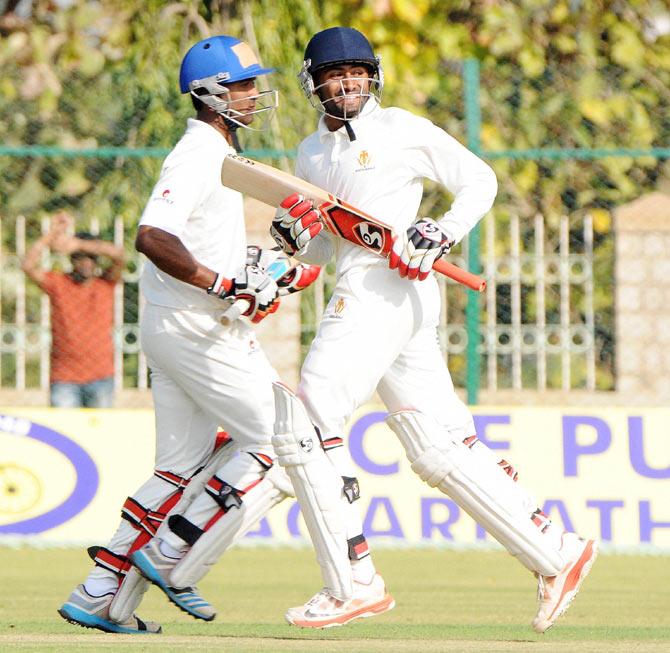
[295,99,497,277]
[139,118,246,309]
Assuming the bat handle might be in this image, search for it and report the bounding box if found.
[220,299,250,325]
[433,258,486,292]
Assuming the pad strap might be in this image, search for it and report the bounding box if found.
[342,476,360,504]
[249,452,274,470]
[88,546,131,577]
[322,436,344,451]
[154,468,191,489]
[121,492,182,537]
[168,514,205,547]
[347,534,370,561]
[205,475,245,511]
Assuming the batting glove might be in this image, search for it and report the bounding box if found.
[208,265,280,323]
[389,217,454,281]
[277,263,321,296]
[271,193,323,256]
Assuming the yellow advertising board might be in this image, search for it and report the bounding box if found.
[1,406,668,550]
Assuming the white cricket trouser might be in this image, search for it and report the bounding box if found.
[299,264,473,439]
[297,265,474,554]
[142,303,278,468]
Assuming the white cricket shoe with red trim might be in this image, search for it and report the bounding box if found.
[285,573,395,629]
[532,533,599,633]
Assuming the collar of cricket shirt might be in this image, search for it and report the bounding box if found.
[317,96,381,143]
[186,117,235,152]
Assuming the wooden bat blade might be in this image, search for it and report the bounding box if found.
[222,154,330,207]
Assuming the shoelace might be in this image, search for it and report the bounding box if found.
[306,589,331,607]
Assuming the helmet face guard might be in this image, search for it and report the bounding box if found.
[189,74,278,131]
[180,36,278,131]
[298,59,383,121]
[298,27,384,121]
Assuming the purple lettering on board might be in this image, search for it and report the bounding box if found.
[348,412,398,476]
[628,417,670,479]
[639,501,670,543]
[562,416,611,477]
[363,497,404,537]
[421,498,460,540]
[245,517,272,538]
[473,415,511,451]
[287,501,302,537]
[541,499,575,533]
[586,500,624,541]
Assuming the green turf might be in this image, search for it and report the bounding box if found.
[0,547,668,652]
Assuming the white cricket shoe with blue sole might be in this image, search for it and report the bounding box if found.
[58,584,161,634]
[131,538,216,621]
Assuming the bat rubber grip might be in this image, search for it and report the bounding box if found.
[220,299,250,325]
[433,259,486,292]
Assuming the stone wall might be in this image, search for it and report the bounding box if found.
[614,191,670,403]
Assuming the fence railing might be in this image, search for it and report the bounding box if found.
[1,60,668,404]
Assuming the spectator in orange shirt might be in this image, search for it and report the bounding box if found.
[22,212,126,407]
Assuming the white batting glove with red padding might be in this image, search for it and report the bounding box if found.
[208,265,280,323]
[277,263,321,296]
[271,193,323,256]
[389,217,454,281]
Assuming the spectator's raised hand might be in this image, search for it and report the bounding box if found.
[48,212,75,253]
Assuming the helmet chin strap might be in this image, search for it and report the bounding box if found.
[224,118,243,152]
[344,121,356,142]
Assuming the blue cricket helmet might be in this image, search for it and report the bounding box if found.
[303,27,379,76]
[179,35,274,93]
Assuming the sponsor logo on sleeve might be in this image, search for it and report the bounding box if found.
[152,188,174,205]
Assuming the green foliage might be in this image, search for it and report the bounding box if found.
[1,0,669,392]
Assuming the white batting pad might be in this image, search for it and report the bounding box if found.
[108,442,235,622]
[386,410,565,576]
[271,382,353,601]
[169,467,290,588]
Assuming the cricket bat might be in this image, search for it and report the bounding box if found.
[220,154,486,292]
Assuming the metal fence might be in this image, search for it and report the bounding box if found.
[0,214,147,393]
[1,60,669,405]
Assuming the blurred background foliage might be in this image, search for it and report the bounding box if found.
[1,0,669,392]
[2,0,669,222]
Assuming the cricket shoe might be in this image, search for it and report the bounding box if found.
[285,573,395,628]
[532,533,599,633]
[57,584,161,634]
[131,538,216,621]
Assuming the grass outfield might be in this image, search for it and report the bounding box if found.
[0,547,668,652]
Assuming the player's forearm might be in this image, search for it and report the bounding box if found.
[438,163,498,244]
[135,225,216,290]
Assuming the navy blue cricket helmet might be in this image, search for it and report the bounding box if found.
[303,27,379,77]
[298,27,384,122]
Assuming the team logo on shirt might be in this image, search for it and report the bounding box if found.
[335,297,345,314]
[355,150,375,172]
